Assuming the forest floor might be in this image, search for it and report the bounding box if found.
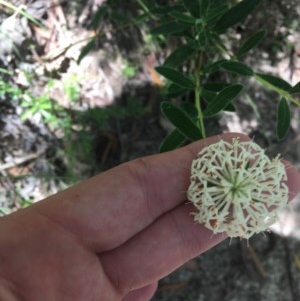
[1,1,300,300]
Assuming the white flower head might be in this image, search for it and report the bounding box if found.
[187,138,289,239]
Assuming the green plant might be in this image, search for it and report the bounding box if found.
[19,83,69,130]
[134,0,300,152]
[122,60,137,78]
[134,0,300,239]
[62,75,81,102]
[0,79,22,100]
[0,76,78,133]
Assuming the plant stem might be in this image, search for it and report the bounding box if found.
[195,52,206,138]
[254,74,300,107]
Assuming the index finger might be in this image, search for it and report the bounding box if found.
[29,133,278,251]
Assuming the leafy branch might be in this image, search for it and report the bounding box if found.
[143,0,300,151]
[77,0,300,150]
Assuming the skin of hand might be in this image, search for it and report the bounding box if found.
[0,133,299,301]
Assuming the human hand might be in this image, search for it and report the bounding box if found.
[0,133,299,301]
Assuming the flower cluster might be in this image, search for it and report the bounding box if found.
[187,138,289,239]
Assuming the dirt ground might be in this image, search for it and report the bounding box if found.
[1,1,300,300]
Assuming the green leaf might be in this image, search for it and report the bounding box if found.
[183,0,201,18]
[224,103,236,112]
[135,12,151,24]
[159,129,186,152]
[196,30,208,49]
[150,21,189,35]
[155,66,195,89]
[200,0,211,17]
[202,59,228,74]
[203,84,243,117]
[90,4,107,30]
[77,39,95,64]
[206,3,229,25]
[170,11,196,24]
[221,61,254,76]
[180,102,198,117]
[151,5,185,15]
[201,89,216,102]
[164,84,188,98]
[185,32,203,50]
[185,29,208,50]
[160,101,202,141]
[277,98,291,140]
[164,44,195,68]
[289,81,300,94]
[255,73,292,92]
[236,30,266,57]
[0,68,13,75]
[202,82,231,92]
[214,0,261,32]
[224,103,236,113]
[110,11,132,24]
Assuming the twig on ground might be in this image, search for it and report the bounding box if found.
[0,152,42,172]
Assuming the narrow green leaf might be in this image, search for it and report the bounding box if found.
[206,3,229,25]
[159,129,186,152]
[170,11,196,24]
[186,31,208,51]
[155,67,195,89]
[201,89,217,102]
[164,44,196,68]
[110,12,132,24]
[202,59,228,74]
[164,84,188,98]
[236,30,266,57]
[289,81,300,94]
[160,101,202,141]
[185,37,199,50]
[277,98,291,140]
[200,0,211,17]
[214,0,261,32]
[136,0,153,15]
[183,0,201,18]
[203,84,243,117]
[91,5,107,30]
[180,102,198,117]
[135,12,151,24]
[202,82,231,92]
[77,39,95,64]
[195,30,209,50]
[255,73,292,92]
[150,21,189,35]
[0,68,13,75]
[224,103,236,112]
[221,61,254,76]
[151,5,185,15]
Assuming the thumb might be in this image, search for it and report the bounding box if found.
[122,282,158,301]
